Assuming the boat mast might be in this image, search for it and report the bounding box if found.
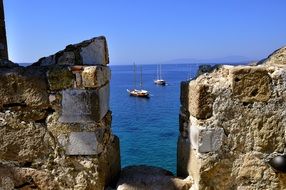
[133,62,136,89]
[160,64,162,80]
[140,65,143,88]
[157,64,159,80]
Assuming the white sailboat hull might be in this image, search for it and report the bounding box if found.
[128,63,150,98]
[154,64,166,86]
[127,89,150,98]
[154,79,166,85]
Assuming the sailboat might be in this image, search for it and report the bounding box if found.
[154,64,166,86]
[127,63,150,98]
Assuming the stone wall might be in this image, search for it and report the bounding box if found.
[178,47,286,189]
[0,37,120,190]
[0,0,8,60]
[177,48,286,189]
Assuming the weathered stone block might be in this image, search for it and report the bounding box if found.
[80,37,109,65]
[82,66,111,88]
[0,167,58,190]
[0,120,50,163]
[58,132,103,155]
[59,84,109,123]
[98,83,110,119]
[252,115,285,153]
[189,81,214,119]
[57,51,75,65]
[178,51,286,189]
[11,107,48,122]
[0,67,49,109]
[47,111,112,138]
[47,66,74,91]
[37,55,56,66]
[181,81,215,119]
[261,46,286,65]
[32,36,109,66]
[231,67,271,102]
[189,117,224,153]
[236,153,267,184]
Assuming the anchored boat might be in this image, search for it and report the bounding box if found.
[127,63,150,98]
[154,64,166,86]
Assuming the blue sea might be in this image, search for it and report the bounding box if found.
[110,63,246,173]
[110,63,200,173]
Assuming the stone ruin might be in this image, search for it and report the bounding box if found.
[0,36,120,189]
[1,0,286,189]
[178,48,286,189]
[0,0,8,60]
[1,39,285,190]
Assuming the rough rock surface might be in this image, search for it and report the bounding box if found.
[178,62,286,189]
[47,66,74,90]
[116,165,192,190]
[0,166,58,190]
[0,59,18,67]
[0,67,49,109]
[32,36,109,66]
[231,67,271,102]
[0,0,9,60]
[0,36,120,190]
[0,112,51,163]
[261,46,286,65]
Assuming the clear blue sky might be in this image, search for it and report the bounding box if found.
[4,0,286,65]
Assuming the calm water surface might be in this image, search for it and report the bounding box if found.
[110,63,242,173]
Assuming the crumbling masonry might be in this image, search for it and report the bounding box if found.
[0,33,120,189]
[1,0,286,189]
[178,49,286,189]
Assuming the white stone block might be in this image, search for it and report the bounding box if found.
[189,118,224,153]
[58,132,103,155]
[80,39,106,65]
[59,84,109,123]
[98,83,110,119]
[49,94,56,103]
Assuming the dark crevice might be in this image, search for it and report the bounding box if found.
[234,77,240,82]
[14,176,37,189]
[22,161,32,167]
[3,102,27,108]
[250,89,258,97]
[242,102,253,108]
[35,118,47,124]
[242,102,249,106]
[35,108,55,123]
[224,129,230,137]
[46,107,55,115]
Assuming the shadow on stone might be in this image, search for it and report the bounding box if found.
[115,165,192,190]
